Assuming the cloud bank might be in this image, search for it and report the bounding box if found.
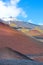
[0,0,27,18]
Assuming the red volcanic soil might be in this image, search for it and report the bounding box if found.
[37,34,43,37]
[0,22,43,55]
[0,47,31,60]
[0,47,23,59]
[34,56,43,62]
[28,30,41,36]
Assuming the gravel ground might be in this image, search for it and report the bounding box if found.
[0,59,43,65]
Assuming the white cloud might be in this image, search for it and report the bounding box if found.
[28,20,32,23]
[10,0,20,5]
[0,0,27,19]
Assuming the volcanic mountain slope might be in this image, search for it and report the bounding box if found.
[0,47,33,60]
[36,34,43,38]
[0,22,43,54]
[0,22,43,62]
[27,30,41,36]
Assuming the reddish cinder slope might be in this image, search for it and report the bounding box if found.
[0,47,31,60]
[37,34,43,37]
[0,22,43,55]
[34,56,43,62]
[28,30,41,36]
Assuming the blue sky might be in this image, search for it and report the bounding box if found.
[18,0,43,25]
[0,0,43,25]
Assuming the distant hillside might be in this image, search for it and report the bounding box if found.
[0,18,43,30]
